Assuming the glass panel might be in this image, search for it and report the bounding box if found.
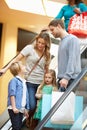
[70,74,87,130]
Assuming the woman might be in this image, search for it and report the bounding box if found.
[55,0,87,31]
[0,32,51,129]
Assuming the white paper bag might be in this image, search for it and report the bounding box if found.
[51,91,75,124]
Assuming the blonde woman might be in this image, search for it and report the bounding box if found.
[0,32,51,128]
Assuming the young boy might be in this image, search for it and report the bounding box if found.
[7,61,29,130]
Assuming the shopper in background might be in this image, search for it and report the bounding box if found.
[48,19,81,91]
[55,0,87,31]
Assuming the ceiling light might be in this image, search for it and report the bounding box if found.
[5,0,66,17]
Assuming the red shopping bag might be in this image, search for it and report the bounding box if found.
[68,12,87,37]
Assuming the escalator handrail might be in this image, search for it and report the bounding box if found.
[35,68,87,130]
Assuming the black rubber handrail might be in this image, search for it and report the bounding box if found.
[0,119,10,129]
[0,35,37,77]
[35,68,87,130]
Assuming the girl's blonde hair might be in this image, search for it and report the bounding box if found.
[40,69,57,91]
[34,32,51,65]
[10,62,21,76]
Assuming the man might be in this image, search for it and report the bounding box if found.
[48,19,81,91]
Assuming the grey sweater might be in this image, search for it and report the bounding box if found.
[58,34,81,80]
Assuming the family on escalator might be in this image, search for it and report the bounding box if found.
[0,19,81,130]
[1,0,85,128]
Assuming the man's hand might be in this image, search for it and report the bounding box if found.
[59,78,69,89]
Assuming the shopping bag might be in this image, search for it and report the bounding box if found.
[50,91,75,125]
[68,12,87,37]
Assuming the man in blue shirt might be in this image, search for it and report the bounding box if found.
[48,19,81,91]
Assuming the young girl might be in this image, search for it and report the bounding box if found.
[7,62,29,130]
[34,69,58,120]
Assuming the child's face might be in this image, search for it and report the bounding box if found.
[44,73,53,85]
[19,64,27,75]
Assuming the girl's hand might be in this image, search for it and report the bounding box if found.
[74,7,81,14]
[24,110,29,119]
[35,93,42,99]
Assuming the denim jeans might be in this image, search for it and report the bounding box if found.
[8,109,23,130]
[26,82,39,110]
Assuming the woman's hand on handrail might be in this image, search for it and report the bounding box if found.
[0,68,7,76]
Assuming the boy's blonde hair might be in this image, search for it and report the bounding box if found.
[10,62,21,76]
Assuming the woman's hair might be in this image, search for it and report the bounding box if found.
[34,32,51,65]
[10,62,21,76]
[40,69,57,90]
[75,0,83,4]
[67,0,83,5]
[48,19,65,29]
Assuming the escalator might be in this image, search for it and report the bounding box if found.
[34,68,87,130]
[2,67,87,130]
[0,37,87,130]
